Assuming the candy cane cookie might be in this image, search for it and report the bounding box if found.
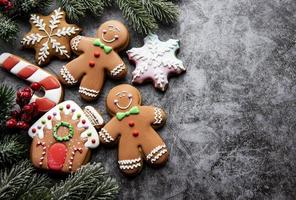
[0,53,63,112]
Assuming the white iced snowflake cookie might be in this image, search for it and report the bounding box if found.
[127,34,186,91]
[28,100,104,173]
[21,8,81,65]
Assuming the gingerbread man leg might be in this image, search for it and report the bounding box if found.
[79,70,105,101]
[141,131,169,166]
[59,55,86,86]
[118,139,143,175]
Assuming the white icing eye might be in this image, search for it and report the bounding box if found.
[128,93,133,98]
[103,29,107,34]
[114,99,119,104]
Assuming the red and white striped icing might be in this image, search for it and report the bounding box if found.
[0,53,63,112]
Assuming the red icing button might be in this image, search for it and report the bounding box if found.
[89,61,95,67]
[94,51,100,58]
[132,131,139,137]
[47,143,67,171]
[91,139,96,144]
[32,128,36,133]
[47,115,52,120]
[82,119,86,124]
[128,121,135,127]
[66,104,71,109]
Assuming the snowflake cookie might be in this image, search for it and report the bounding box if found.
[28,100,104,173]
[21,8,81,66]
[127,34,186,91]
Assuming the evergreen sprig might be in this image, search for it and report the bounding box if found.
[0,161,119,199]
[0,85,15,127]
[116,0,158,34]
[50,162,119,200]
[0,134,28,166]
[58,0,179,34]
[0,160,34,200]
[0,0,52,41]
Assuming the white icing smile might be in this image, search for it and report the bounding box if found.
[102,25,120,43]
[114,91,133,110]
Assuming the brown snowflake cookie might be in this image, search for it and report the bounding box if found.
[28,100,104,173]
[58,20,129,101]
[99,84,169,176]
[21,8,81,66]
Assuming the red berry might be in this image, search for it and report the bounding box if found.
[6,118,17,128]
[17,91,21,98]
[21,91,32,99]
[30,82,41,91]
[21,113,32,122]
[11,110,19,117]
[23,104,33,113]
[16,121,29,130]
[23,87,32,93]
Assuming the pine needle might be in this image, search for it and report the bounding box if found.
[116,0,158,34]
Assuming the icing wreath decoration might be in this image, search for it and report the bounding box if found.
[53,121,74,142]
[93,39,113,54]
[116,106,140,120]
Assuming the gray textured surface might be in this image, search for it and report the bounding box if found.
[1,0,296,199]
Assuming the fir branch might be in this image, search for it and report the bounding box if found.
[0,16,18,42]
[116,0,158,34]
[17,173,52,200]
[141,0,179,24]
[0,160,33,200]
[0,134,28,166]
[57,0,87,21]
[9,0,52,16]
[50,162,119,200]
[0,85,15,127]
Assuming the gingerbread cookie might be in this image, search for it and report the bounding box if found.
[59,20,129,101]
[21,8,81,65]
[0,53,63,112]
[28,100,104,173]
[99,84,169,176]
[127,34,186,91]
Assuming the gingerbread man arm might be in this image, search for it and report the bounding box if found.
[143,106,167,128]
[99,117,120,145]
[70,36,93,54]
[105,52,127,79]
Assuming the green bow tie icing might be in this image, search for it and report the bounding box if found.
[93,39,113,54]
[116,106,140,120]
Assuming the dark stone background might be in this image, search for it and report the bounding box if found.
[1,0,296,199]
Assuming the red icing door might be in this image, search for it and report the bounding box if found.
[47,143,67,171]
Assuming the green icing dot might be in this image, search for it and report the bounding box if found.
[77,113,81,118]
[87,132,92,137]
[59,106,63,111]
[41,120,46,124]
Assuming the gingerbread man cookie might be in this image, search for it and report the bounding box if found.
[21,8,81,65]
[59,20,129,101]
[28,100,104,173]
[99,84,169,176]
[127,34,186,91]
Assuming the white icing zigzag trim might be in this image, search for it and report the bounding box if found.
[79,87,100,98]
[146,145,167,163]
[71,35,82,51]
[153,108,163,124]
[118,157,141,170]
[84,106,104,127]
[110,63,125,77]
[99,128,114,143]
[60,65,77,85]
